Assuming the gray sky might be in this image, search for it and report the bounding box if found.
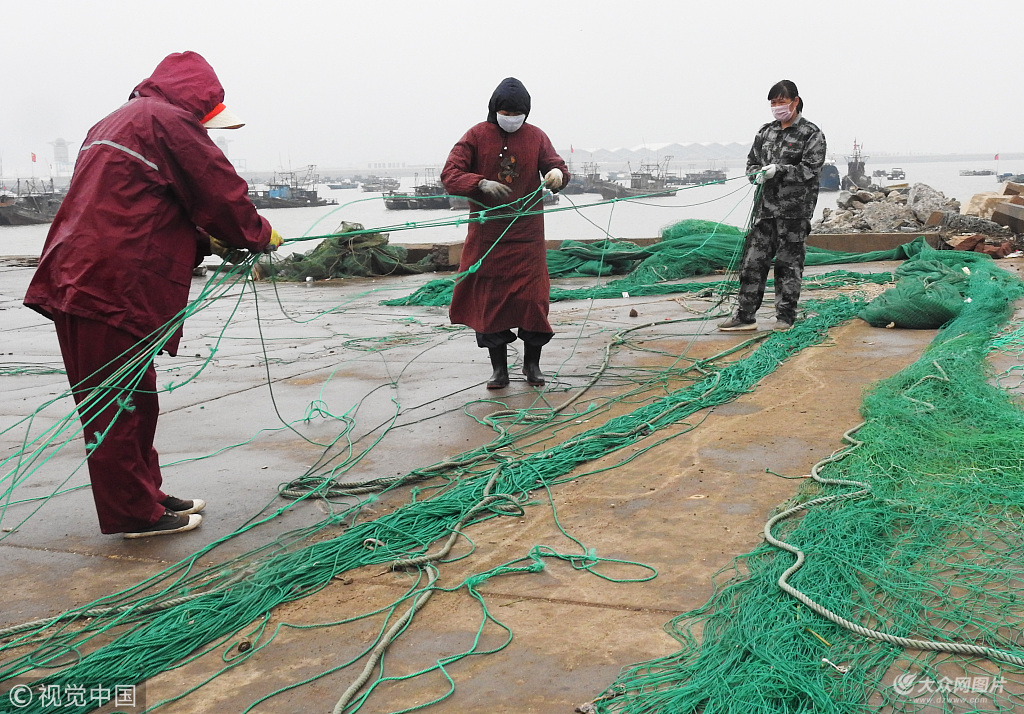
[2,0,1020,177]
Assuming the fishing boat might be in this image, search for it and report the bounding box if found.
[0,179,65,226]
[678,165,727,185]
[841,140,870,190]
[562,161,603,195]
[959,169,996,177]
[360,176,402,192]
[327,180,358,190]
[384,169,450,210]
[248,166,337,209]
[819,162,841,192]
[383,191,412,210]
[592,157,677,200]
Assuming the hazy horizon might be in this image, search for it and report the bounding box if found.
[3,0,1022,177]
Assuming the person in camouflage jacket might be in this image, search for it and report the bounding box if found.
[719,80,826,332]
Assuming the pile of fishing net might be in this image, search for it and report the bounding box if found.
[260,222,438,281]
[857,247,997,328]
[545,239,645,277]
[542,221,746,282]
[550,220,930,288]
[383,219,937,307]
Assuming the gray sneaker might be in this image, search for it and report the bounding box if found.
[773,319,794,332]
[718,316,757,332]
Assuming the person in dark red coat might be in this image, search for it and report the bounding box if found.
[24,51,280,538]
[441,77,569,389]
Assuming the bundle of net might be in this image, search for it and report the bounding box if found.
[545,238,646,277]
[858,245,998,329]
[261,221,438,281]
[589,258,1024,714]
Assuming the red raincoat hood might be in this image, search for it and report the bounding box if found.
[130,51,225,122]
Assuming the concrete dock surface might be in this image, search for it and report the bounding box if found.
[2,255,1018,713]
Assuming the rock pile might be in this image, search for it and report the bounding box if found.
[812,182,1011,239]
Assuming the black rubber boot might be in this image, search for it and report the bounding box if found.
[522,344,545,386]
[486,346,509,389]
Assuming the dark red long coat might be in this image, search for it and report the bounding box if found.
[24,51,270,355]
[441,121,568,335]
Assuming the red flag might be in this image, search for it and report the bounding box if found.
[570,145,574,153]
[31,152,36,162]
[994,154,1000,160]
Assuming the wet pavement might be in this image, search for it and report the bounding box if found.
[0,256,1003,713]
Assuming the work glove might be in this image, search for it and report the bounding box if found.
[264,228,283,253]
[478,179,512,199]
[755,164,779,185]
[543,168,563,190]
[208,236,248,265]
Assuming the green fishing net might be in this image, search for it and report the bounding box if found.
[261,222,438,281]
[383,219,938,308]
[546,239,645,277]
[858,248,997,329]
[589,254,1024,714]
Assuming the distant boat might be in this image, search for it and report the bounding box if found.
[327,181,358,190]
[959,169,996,177]
[562,161,603,195]
[0,178,65,226]
[673,166,727,186]
[819,162,841,192]
[887,167,906,180]
[360,176,401,192]
[248,166,337,209]
[383,191,412,210]
[384,169,450,210]
[841,140,870,190]
[591,157,677,200]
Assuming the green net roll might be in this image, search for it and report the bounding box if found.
[264,222,437,281]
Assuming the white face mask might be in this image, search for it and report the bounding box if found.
[771,102,794,122]
[496,113,526,133]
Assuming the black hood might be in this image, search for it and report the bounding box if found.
[486,77,531,125]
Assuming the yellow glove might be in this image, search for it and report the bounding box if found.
[208,236,247,265]
[265,228,284,253]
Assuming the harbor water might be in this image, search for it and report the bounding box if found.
[1,158,1020,259]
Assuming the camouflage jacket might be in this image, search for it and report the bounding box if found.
[746,114,826,220]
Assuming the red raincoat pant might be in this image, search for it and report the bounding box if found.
[53,312,167,533]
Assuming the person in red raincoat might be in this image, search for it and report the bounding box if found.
[24,51,281,538]
[441,77,569,389]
